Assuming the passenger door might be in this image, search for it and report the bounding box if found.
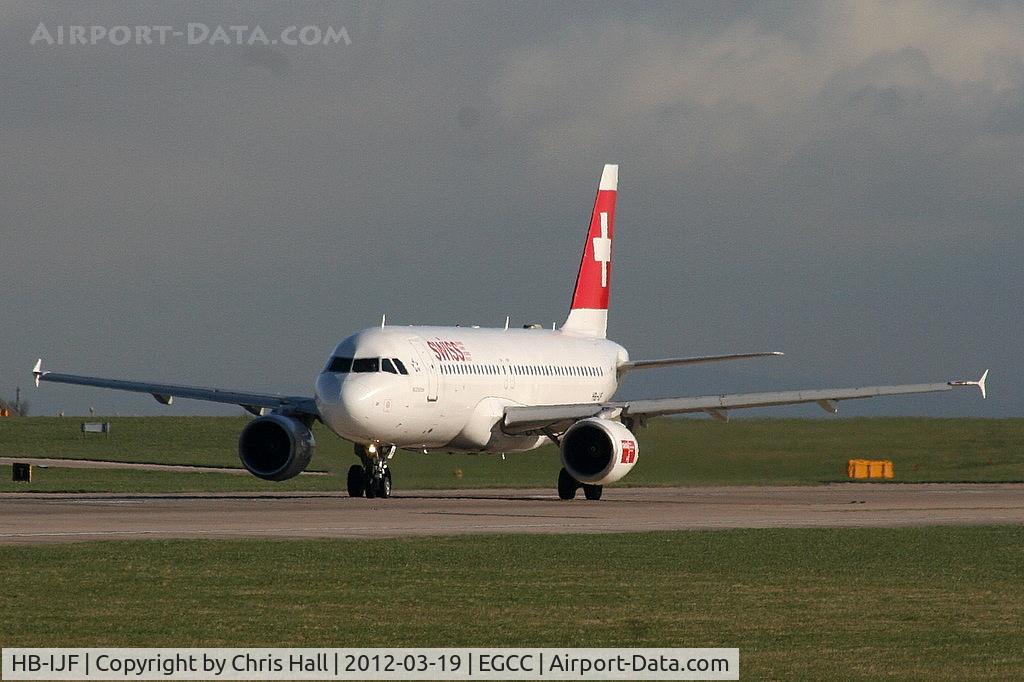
[408,338,439,402]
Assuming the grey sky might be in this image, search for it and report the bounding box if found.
[1,1,1019,418]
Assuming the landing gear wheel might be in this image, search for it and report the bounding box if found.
[346,465,366,497]
[583,484,603,501]
[376,469,392,499]
[557,468,579,500]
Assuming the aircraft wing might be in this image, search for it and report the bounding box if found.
[502,370,988,435]
[618,351,783,373]
[32,359,318,417]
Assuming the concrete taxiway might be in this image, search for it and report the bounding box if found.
[0,457,328,475]
[1,484,1022,544]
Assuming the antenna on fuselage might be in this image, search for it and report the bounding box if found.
[381,313,386,328]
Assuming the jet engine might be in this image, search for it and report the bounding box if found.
[560,418,639,485]
[238,414,315,481]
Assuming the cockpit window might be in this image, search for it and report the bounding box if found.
[327,356,352,373]
[327,356,409,375]
[351,357,380,373]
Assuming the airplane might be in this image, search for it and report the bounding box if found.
[32,164,988,500]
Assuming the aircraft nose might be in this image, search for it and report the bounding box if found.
[338,376,375,416]
[315,372,342,404]
[327,376,378,438]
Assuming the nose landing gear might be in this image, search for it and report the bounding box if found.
[348,443,395,498]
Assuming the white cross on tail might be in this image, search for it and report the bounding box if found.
[592,211,611,288]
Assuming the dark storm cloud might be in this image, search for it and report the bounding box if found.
[0,1,1019,417]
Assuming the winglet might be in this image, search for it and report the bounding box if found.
[32,358,43,387]
[948,369,988,399]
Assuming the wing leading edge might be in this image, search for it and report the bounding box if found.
[502,370,989,435]
[618,351,784,373]
[32,359,318,417]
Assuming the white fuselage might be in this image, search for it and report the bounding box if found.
[315,326,627,453]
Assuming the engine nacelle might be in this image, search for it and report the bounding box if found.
[238,414,315,481]
[560,418,639,485]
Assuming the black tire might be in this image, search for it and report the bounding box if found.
[377,470,392,499]
[583,484,603,501]
[557,468,579,500]
[346,465,366,497]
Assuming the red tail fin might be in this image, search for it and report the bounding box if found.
[562,164,617,337]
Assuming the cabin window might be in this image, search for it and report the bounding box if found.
[326,357,352,373]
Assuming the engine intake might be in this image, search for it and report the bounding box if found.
[238,414,315,481]
[560,418,639,485]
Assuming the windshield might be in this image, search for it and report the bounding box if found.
[326,357,352,373]
[325,356,409,375]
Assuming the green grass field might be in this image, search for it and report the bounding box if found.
[1,527,1022,680]
[0,416,1021,492]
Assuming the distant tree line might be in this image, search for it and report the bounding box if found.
[0,397,29,417]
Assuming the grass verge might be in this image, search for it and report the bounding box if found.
[0,416,1021,491]
[1,527,1022,680]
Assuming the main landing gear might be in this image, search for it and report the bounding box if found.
[557,467,602,501]
[348,444,395,499]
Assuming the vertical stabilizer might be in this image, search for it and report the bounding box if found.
[561,164,618,337]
